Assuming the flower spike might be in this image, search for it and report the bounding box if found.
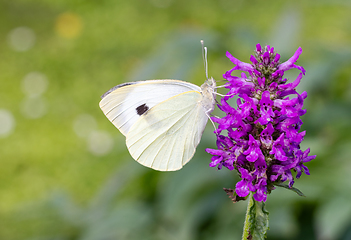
[207,44,316,202]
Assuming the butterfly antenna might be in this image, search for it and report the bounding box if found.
[201,40,209,80]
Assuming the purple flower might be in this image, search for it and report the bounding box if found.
[260,123,274,149]
[270,133,288,161]
[243,135,263,162]
[254,178,267,202]
[236,168,256,197]
[207,44,315,202]
[294,148,315,178]
[255,91,275,125]
[206,135,236,171]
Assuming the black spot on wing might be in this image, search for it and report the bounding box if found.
[100,82,135,99]
[136,104,149,115]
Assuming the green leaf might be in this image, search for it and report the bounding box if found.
[274,183,306,197]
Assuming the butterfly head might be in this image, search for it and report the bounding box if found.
[201,77,216,93]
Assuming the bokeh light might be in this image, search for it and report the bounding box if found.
[21,72,49,98]
[55,12,83,39]
[88,130,114,156]
[73,114,98,138]
[20,97,47,119]
[7,27,36,52]
[0,109,15,138]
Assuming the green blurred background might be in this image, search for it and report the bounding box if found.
[1,0,351,239]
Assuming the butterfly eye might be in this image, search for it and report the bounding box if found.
[136,103,149,115]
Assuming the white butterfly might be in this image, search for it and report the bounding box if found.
[99,77,216,171]
[99,42,216,171]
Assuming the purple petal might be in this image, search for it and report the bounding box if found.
[278,47,306,75]
[274,53,280,63]
[226,51,254,72]
[236,180,250,197]
[250,55,258,64]
[253,188,267,202]
[278,73,303,91]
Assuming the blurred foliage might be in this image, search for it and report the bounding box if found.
[0,0,351,239]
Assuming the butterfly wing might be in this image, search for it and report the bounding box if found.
[126,90,209,171]
[99,80,201,136]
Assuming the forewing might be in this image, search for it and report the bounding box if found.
[99,80,200,136]
[126,91,209,171]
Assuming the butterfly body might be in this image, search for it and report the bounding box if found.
[99,78,216,171]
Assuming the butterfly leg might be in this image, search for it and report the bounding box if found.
[204,109,217,133]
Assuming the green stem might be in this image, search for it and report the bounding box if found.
[241,194,269,240]
[242,193,254,240]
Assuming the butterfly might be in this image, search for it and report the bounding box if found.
[99,42,216,171]
[99,77,216,171]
